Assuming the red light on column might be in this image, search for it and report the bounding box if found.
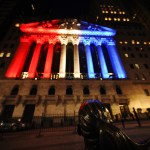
[28,42,42,78]
[5,41,31,78]
[43,43,54,78]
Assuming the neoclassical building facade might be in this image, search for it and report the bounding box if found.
[1,19,149,122]
[5,19,126,80]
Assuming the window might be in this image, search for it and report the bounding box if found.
[127,47,131,51]
[144,89,150,96]
[10,85,19,95]
[0,62,5,68]
[100,86,106,95]
[129,64,134,69]
[144,54,148,58]
[29,85,37,95]
[141,74,146,80]
[83,86,89,95]
[0,52,4,57]
[48,85,55,95]
[66,85,73,95]
[144,64,149,69]
[130,53,135,58]
[139,53,143,58]
[135,64,140,69]
[116,85,122,95]
[122,47,126,50]
[1,105,15,119]
[124,53,128,57]
[135,74,139,80]
[6,52,11,57]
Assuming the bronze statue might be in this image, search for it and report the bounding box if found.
[77,100,150,150]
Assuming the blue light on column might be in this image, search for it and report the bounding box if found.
[85,44,95,78]
[97,45,109,78]
[107,42,127,78]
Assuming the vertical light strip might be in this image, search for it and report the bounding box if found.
[28,42,42,78]
[73,44,80,78]
[43,43,54,78]
[97,45,109,78]
[85,44,95,78]
[5,41,31,78]
[59,44,66,78]
[107,42,127,78]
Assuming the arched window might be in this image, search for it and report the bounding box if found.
[83,86,90,95]
[66,86,73,95]
[100,85,106,95]
[29,85,37,95]
[48,85,55,95]
[10,85,19,95]
[116,85,122,95]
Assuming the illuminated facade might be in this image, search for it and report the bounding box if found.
[5,19,126,80]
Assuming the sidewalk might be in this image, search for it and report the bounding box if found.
[0,120,150,150]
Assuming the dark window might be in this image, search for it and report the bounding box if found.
[127,47,131,51]
[83,86,90,95]
[100,86,106,95]
[66,86,73,95]
[48,86,55,95]
[135,74,139,80]
[122,47,126,51]
[10,85,19,95]
[1,105,15,119]
[130,64,134,69]
[139,53,143,58]
[144,54,148,58]
[10,44,15,49]
[144,64,149,69]
[130,53,135,58]
[0,62,5,68]
[29,85,37,95]
[116,85,122,95]
[3,43,8,49]
[22,104,35,123]
[144,89,150,96]
[135,47,139,51]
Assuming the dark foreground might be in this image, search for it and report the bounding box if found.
[0,120,150,150]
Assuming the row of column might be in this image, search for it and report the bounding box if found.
[5,39,127,79]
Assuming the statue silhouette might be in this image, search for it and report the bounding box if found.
[77,100,150,150]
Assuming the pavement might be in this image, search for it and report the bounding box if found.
[0,120,150,150]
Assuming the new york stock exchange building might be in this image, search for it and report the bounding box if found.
[0,18,149,123]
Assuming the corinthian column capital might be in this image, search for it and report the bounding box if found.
[59,36,68,45]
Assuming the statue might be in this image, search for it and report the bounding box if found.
[77,100,150,150]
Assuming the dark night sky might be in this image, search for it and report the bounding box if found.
[22,0,91,21]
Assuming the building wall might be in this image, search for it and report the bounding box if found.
[0,79,150,118]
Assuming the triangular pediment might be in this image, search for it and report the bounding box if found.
[20,19,116,36]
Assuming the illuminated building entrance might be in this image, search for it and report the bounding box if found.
[5,19,127,80]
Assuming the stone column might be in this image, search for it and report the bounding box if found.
[59,42,67,78]
[28,41,42,78]
[106,40,127,78]
[97,44,109,78]
[85,41,95,78]
[5,38,31,78]
[43,43,54,78]
[73,41,80,78]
